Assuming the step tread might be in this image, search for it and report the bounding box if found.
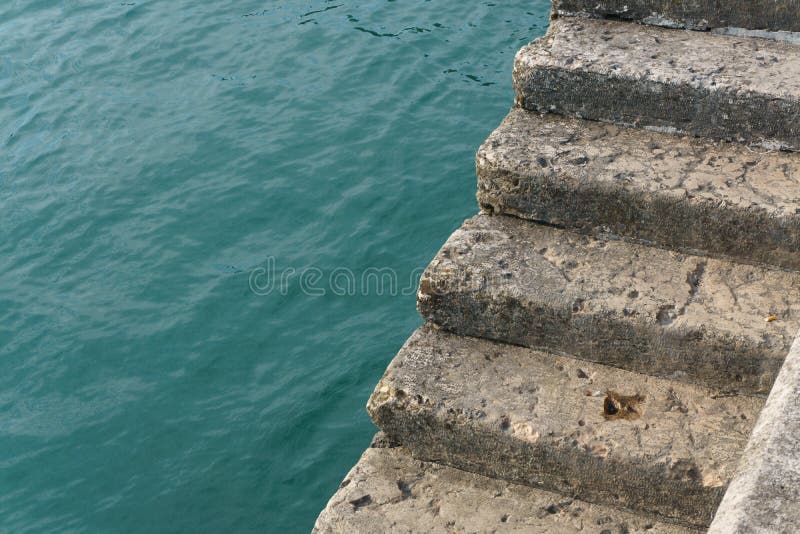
[418,214,800,393]
[476,108,800,270]
[367,326,763,527]
[514,18,800,149]
[553,0,800,32]
[314,442,700,533]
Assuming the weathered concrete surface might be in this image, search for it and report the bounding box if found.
[514,18,800,150]
[314,442,701,533]
[709,331,800,533]
[476,108,800,270]
[553,0,800,32]
[367,326,762,528]
[418,214,800,394]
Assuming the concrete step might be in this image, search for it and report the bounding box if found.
[367,326,763,528]
[315,439,701,533]
[553,0,800,33]
[418,214,800,394]
[514,18,800,150]
[476,108,800,271]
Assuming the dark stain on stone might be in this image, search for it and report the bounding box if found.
[686,261,706,298]
[545,499,573,515]
[397,479,412,499]
[603,390,645,420]
[349,494,372,509]
[656,305,675,325]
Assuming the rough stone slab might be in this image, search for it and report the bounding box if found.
[514,18,800,150]
[314,443,700,533]
[367,326,762,528]
[553,0,800,32]
[418,214,800,394]
[709,331,800,533]
[476,108,800,270]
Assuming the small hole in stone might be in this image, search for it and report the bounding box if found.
[499,415,511,431]
[603,391,645,420]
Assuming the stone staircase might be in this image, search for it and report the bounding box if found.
[315,4,800,533]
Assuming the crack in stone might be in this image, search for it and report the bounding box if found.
[679,260,707,315]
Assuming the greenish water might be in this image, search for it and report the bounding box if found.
[0,1,549,532]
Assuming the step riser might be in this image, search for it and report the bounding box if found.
[477,110,800,272]
[368,327,762,528]
[316,444,701,533]
[553,0,800,33]
[421,290,782,393]
[515,65,800,151]
[420,293,780,395]
[514,19,800,151]
[418,214,799,394]
[371,403,722,526]
[479,167,800,271]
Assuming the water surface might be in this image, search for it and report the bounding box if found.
[0,1,550,531]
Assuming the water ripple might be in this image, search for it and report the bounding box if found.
[0,1,550,532]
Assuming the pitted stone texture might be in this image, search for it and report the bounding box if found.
[514,18,800,150]
[709,332,800,533]
[476,108,800,270]
[418,214,800,394]
[367,327,762,528]
[314,444,700,534]
[553,0,800,32]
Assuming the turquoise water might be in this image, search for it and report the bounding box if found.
[0,1,549,532]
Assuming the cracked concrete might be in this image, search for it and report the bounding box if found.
[514,18,800,150]
[419,214,800,394]
[366,326,762,527]
[477,108,800,270]
[314,443,700,533]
